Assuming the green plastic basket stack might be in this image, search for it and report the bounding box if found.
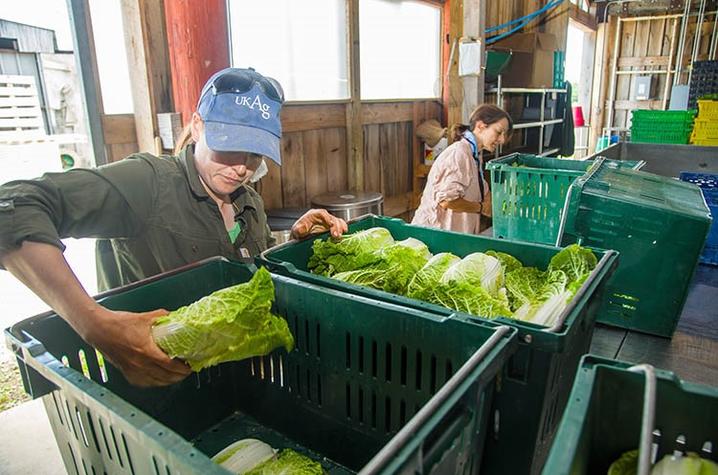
[630,109,695,144]
[542,355,718,475]
[487,153,644,245]
[6,258,517,475]
[558,160,712,337]
[259,215,619,475]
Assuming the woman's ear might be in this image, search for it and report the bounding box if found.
[190,113,203,142]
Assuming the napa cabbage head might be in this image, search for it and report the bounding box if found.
[440,252,504,296]
[426,281,512,318]
[548,244,597,285]
[152,267,294,371]
[308,227,394,276]
[245,448,324,475]
[393,237,432,261]
[507,268,571,327]
[334,238,431,295]
[407,253,460,301]
[607,450,718,475]
[486,250,523,273]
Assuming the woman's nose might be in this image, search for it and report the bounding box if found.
[234,164,247,176]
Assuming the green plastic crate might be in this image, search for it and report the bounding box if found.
[558,162,712,337]
[631,109,696,126]
[631,127,692,145]
[542,355,718,475]
[5,258,517,475]
[258,215,619,475]
[487,153,644,245]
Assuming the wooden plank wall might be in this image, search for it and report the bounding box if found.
[256,101,441,218]
[607,13,715,132]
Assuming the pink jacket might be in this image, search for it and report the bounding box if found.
[411,139,488,234]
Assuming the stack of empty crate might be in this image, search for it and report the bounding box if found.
[691,99,718,146]
[630,109,695,145]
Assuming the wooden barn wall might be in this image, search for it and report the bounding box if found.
[613,15,713,127]
[589,13,715,139]
[255,100,441,217]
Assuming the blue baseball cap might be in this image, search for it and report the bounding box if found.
[197,67,285,165]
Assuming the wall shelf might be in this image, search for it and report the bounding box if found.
[488,75,567,157]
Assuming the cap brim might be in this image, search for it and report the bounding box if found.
[204,121,281,165]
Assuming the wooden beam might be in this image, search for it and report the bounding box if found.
[281,104,346,132]
[361,103,414,125]
[613,99,663,110]
[569,3,597,31]
[617,55,670,67]
[346,0,364,191]
[121,0,173,154]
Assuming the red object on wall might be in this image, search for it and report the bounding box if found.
[164,0,230,126]
[572,105,586,127]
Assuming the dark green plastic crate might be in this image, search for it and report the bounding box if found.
[5,258,516,475]
[542,355,718,475]
[487,153,644,245]
[559,162,712,337]
[258,215,619,475]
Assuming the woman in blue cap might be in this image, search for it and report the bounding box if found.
[0,68,346,387]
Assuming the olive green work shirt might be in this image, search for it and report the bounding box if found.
[0,145,275,291]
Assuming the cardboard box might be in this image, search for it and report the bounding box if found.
[490,32,558,88]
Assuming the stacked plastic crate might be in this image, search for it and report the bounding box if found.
[680,172,718,264]
[691,99,718,146]
[688,60,718,109]
[630,109,695,145]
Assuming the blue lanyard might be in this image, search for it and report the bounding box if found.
[462,130,486,200]
[462,130,480,159]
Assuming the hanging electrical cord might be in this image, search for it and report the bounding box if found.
[486,0,565,44]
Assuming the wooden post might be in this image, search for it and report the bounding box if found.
[164,0,229,125]
[445,0,463,130]
[462,0,485,122]
[663,18,679,110]
[121,0,173,153]
[589,15,616,152]
[346,0,364,192]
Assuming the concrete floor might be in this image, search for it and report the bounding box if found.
[0,398,65,475]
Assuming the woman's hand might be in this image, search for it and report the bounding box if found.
[439,197,483,213]
[291,209,348,239]
[82,307,192,387]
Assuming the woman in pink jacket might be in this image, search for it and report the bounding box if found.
[412,104,512,234]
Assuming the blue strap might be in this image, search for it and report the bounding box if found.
[462,130,485,201]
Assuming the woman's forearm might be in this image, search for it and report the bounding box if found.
[439,197,482,213]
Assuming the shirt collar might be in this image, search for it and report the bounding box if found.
[179,144,255,211]
[462,130,480,159]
